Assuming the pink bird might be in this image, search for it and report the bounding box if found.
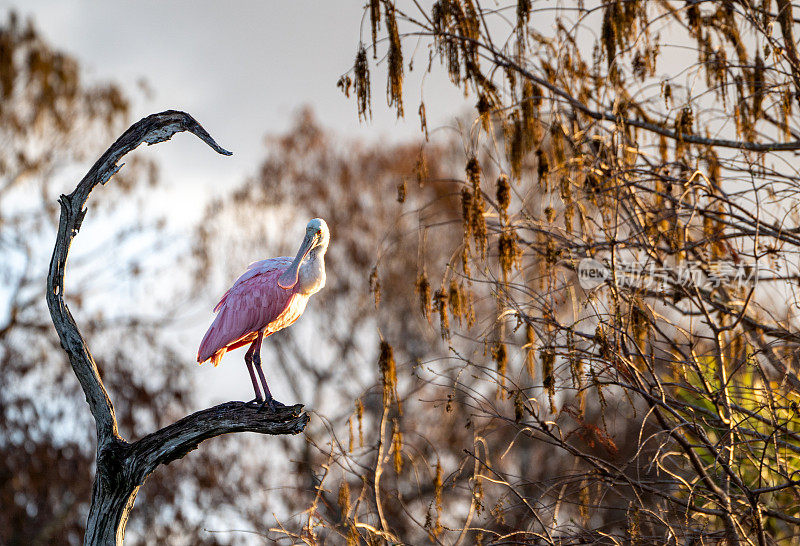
[197,218,329,408]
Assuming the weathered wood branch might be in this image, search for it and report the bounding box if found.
[46,110,232,443]
[130,402,308,482]
[45,111,310,546]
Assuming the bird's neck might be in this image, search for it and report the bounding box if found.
[298,248,326,295]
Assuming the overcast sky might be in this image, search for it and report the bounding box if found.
[0,1,467,217]
[0,1,470,402]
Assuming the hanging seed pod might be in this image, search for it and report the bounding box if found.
[396,178,406,203]
[416,269,432,319]
[356,398,364,447]
[379,340,398,406]
[579,478,590,524]
[559,175,572,202]
[541,348,555,410]
[676,106,694,137]
[658,134,668,163]
[466,289,476,327]
[536,148,549,180]
[369,0,381,53]
[418,101,428,139]
[545,238,559,264]
[466,156,481,189]
[564,202,574,231]
[415,151,428,186]
[391,418,403,473]
[567,330,584,410]
[461,187,474,239]
[734,100,743,140]
[498,228,520,279]
[496,174,511,217]
[520,80,537,151]
[460,0,481,65]
[492,340,508,394]
[348,416,354,452]
[431,0,449,33]
[514,390,525,422]
[336,75,352,97]
[461,246,471,277]
[354,44,371,122]
[753,53,764,118]
[730,332,743,364]
[703,215,716,258]
[506,116,525,179]
[601,2,618,67]
[631,304,649,351]
[471,197,487,259]
[476,93,492,131]
[433,288,450,340]
[521,79,538,119]
[369,265,381,308]
[782,87,792,139]
[517,0,532,33]
[385,3,404,118]
[594,323,611,360]
[445,33,461,84]
[525,323,536,378]
[338,480,352,516]
[448,279,463,325]
[467,161,488,258]
[591,367,608,429]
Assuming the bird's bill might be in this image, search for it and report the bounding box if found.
[278,233,317,289]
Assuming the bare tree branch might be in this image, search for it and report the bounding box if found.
[45,110,310,545]
[131,402,309,482]
[46,110,232,443]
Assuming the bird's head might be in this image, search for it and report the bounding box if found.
[306,218,330,252]
[278,218,330,289]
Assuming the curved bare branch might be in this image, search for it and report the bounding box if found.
[130,402,309,483]
[44,110,310,545]
[46,110,232,444]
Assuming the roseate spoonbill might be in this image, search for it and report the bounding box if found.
[197,218,329,409]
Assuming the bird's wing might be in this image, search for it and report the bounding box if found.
[213,257,292,312]
[198,262,297,364]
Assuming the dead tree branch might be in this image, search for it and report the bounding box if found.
[45,110,310,546]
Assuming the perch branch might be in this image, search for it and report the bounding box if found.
[46,110,232,444]
[45,110,310,545]
[130,402,309,483]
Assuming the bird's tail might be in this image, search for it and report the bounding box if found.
[197,321,226,367]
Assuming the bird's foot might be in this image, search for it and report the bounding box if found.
[258,397,286,412]
[245,397,264,408]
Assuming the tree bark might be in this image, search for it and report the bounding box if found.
[45,111,310,545]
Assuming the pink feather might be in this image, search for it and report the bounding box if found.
[197,257,310,366]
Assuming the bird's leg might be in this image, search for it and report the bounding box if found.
[244,340,263,406]
[251,331,285,411]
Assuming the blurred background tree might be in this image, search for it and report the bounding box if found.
[0,13,293,545]
[10,1,800,545]
[248,1,800,544]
